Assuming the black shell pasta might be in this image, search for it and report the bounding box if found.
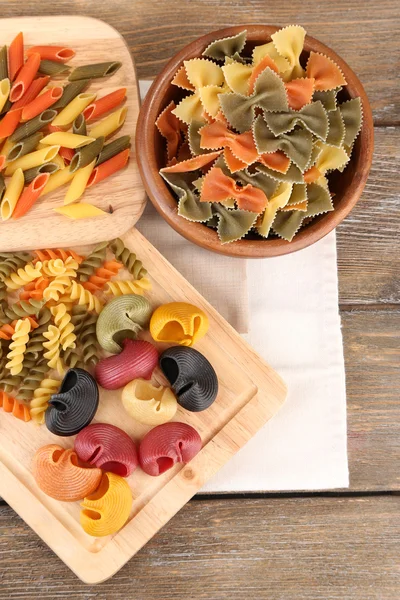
[159,346,218,412]
[45,368,99,436]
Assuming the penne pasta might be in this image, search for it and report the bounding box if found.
[10,52,41,102]
[0,46,8,81]
[52,79,90,110]
[12,172,50,219]
[87,148,129,187]
[41,132,95,149]
[0,78,10,114]
[54,203,107,218]
[0,108,23,138]
[51,152,65,170]
[38,60,70,77]
[0,137,16,163]
[9,32,24,81]
[72,113,87,136]
[69,136,104,173]
[59,146,75,164]
[10,109,57,143]
[95,135,131,166]
[1,167,24,220]
[23,161,59,184]
[52,92,96,127]
[89,107,127,139]
[11,76,50,110]
[83,88,126,121]
[6,131,44,162]
[21,86,63,122]
[68,61,122,81]
[5,145,60,176]
[26,46,75,63]
[40,166,75,196]
[0,173,5,201]
[64,160,96,205]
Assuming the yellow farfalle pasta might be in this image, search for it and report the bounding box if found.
[271,25,306,80]
[198,84,230,117]
[252,41,291,72]
[105,278,152,297]
[122,379,178,426]
[30,378,60,424]
[80,472,132,537]
[257,182,293,238]
[6,318,31,375]
[50,303,76,351]
[150,301,209,346]
[4,261,43,290]
[314,142,349,174]
[43,256,79,302]
[222,62,252,95]
[42,324,63,375]
[66,280,103,314]
[184,58,224,88]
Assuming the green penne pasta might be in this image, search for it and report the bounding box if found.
[10,109,57,143]
[73,113,87,136]
[68,61,122,81]
[95,135,131,166]
[0,173,5,202]
[23,162,60,184]
[52,79,90,110]
[39,59,71,76]
[0,45,8,80]
[0,98,12,116]
[69,136,104,173]
[7,132,44,162]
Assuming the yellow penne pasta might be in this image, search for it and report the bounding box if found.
[1,137,15,162]
[51,92,96,127]
[40,132,95,149]
[51,152,65,170]
[64,160,95,205]
[0,78,10,113]
[5,145,60,176]
[54,203,107,219]
[1,168,24,220]
[89,107,127,139]
[41,166,75,196]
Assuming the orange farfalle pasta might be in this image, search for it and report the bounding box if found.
[26,45,75,63]
[223,148,248,173]
[199,121,259,165]
[0,391,31,422]
[12,173,50,219]
[10,52,41,102]
[82,260,122,292]
[33,248,83,263]
[161,150,221,173]
[306,52,347,91]
[87,148,130,187]
[258,150,291,173]
[9,32,24,81]
[156,101,182,161]
[12,76,50,109]
[285,77,315,110]
[201,166,268,213]
[171,65,195,91]
[0,108,22,138]
[21,86,63,122]
[304,165,322,183]
[248,56,279,95]
[20,276,50,301]
[83,88,127,121]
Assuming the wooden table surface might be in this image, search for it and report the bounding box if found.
[0,1,399,598]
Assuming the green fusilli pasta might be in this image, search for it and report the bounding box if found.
[109,238,147,279]
[76,242,108,282]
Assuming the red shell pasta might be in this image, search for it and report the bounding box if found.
[95,339,158,390]
[139,422,202,476]
[75,423,138,477]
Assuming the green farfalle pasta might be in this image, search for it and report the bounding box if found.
[214,204,258,244]
[161,171,212,223]
[262,101,329,140]
[76,241,108,281]
[326,108,346,147]
[339,97,363,148]
[203,30,247,62]
[109,238,147,279]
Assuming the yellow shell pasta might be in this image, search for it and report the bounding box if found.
[40,132,95,149]
[64,160,96,205]
[30,378,60,424]
[4,261,43,290]
[89,107,127,139]
[5,145,60,176]
[1,167,24,220]
[149,302,209,346]
[122,379,177,426]
[105,278,152,297]
[6,318,31,375]
[51,92,96,127]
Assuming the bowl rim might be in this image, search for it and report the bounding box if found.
[136,24,374,258]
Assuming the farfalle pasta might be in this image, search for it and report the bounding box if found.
[156,25,363,242]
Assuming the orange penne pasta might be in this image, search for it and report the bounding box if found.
[83,88,127,121]
[21,86,63,121]
[12,172,50,219]
[11,75,50,109]
[26,45,75,63]
[59,146,75,164]
[8,32,24,81]
[10,53,41,102]
[0,108,22,138]
[0,155,6,171]
[47,124,65,133]
[87,148,129,187]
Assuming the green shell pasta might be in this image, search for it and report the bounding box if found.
[109,238,146,279]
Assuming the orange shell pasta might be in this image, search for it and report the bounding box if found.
[80,472,132,537]
[0,391,31,421]
[32,444,102,502]
[285,77,315,110]
[306,52,347,91]
[150,301,209,346]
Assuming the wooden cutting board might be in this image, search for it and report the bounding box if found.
[0,16,145,252]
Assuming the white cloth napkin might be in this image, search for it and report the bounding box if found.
[138,80,349,491]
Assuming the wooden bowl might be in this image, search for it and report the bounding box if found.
[136,25,374,258]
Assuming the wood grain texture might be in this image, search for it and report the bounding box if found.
[0,228,286,583]
[0,16,146,252]
[0,495,399,599]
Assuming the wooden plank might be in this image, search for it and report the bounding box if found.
[0,16,146,252]
[0,1,398,123]
[0,496,398,598]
